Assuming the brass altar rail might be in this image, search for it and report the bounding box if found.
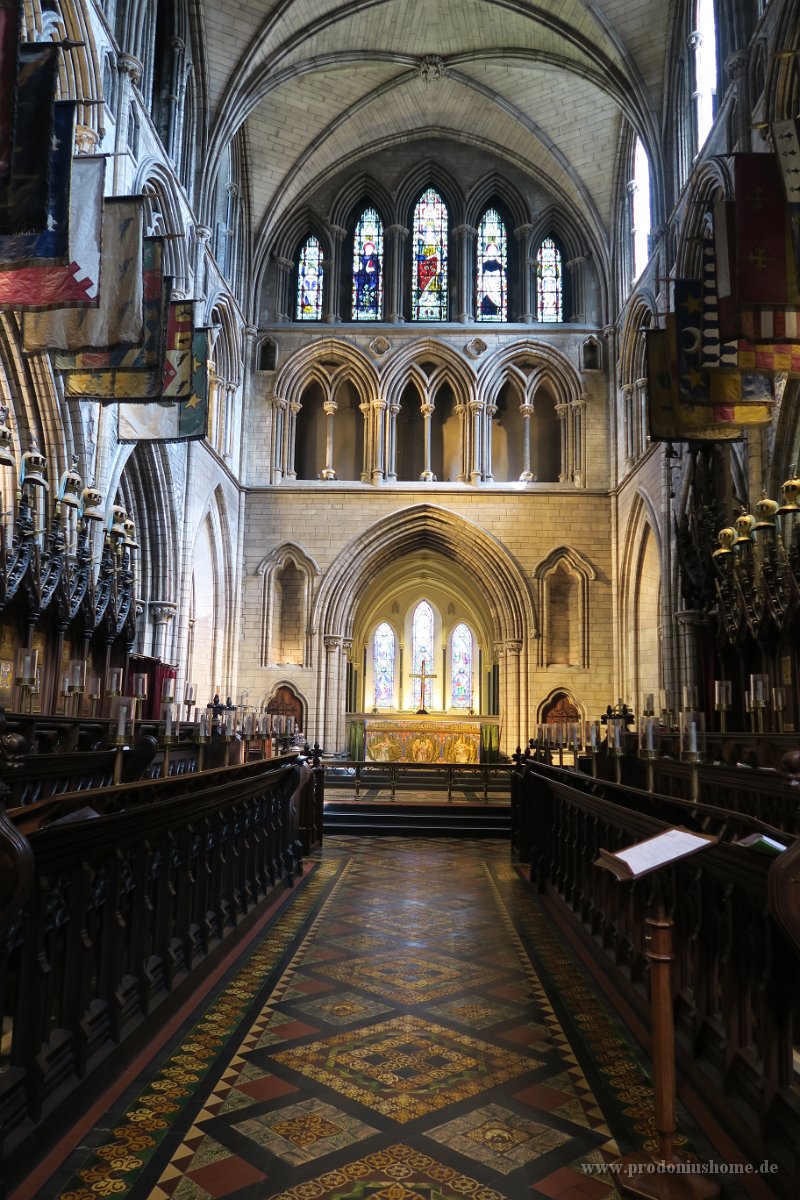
[323,760,512,803]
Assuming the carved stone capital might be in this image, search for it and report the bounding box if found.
[385,225,409,239]
[324,636,341,653]
[193,224,213,245]
[328,223,347,241]
[150,601,177,625]
[118,54,143,84]
[725,49,749,81]
[453,224,478,239]
[74,124,100,154]
[273,254,295,271]
[505,640,523,656]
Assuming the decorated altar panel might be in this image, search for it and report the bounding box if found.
[361,717,482,763]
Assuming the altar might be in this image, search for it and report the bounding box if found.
[347,715,500,763]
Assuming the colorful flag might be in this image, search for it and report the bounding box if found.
[0,42,58,233]
[117,328,209,442]
[61,238,170,401]
[22,197,143,353]
[700,237,738,369]
[161,300,194,399]
[0,103,77,267]
[674,279,709,401]
[736,340,800,373]
[0,0,20,179]
[647,317,771,442]
[0,134,105,310]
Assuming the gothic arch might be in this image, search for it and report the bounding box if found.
[257,542,320,668]
[135,160,192,288]
[312,503,538,753]
[537,686,587,724]
[464,172,529,232]
[533,546,597,669]
[619,491,665,714]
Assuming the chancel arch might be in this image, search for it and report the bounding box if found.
[313,503,537,753]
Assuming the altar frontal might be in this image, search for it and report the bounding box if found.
[364,719,481,763]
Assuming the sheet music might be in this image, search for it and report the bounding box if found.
[614,828,712,876]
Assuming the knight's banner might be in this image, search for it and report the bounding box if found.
[0,0,21,179]
[22,197,144,352]
[117,328,209,442]
[647,317,772,442]
[60,237,170,401]
[0,41,58,233]
[0,101,76,267]
[734,153,800,306]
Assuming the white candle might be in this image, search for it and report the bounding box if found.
[646,720,654,752]
[590,724,597,751]
[117,705,127,738]
[165,706,172,736]
[689,721,698,754]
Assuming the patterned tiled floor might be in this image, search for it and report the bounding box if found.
[34,837,721,1200]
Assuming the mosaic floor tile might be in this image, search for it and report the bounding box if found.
[424,1102,575,1174]
[232,1097,378,1165]
[261,1141,508,1200]
[293,990,395,1026]
[271,1013,538,1123]
[317,948,505,1004]
[427,994,525,1029]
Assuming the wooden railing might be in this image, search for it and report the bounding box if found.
[323,759,512,802]
[0,752,322,1187]
[511,758,800,1193]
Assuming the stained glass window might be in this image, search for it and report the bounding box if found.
[450,623,473,708]
[296,236,323,320]
[412,189,448,321]
[536,237,562,322]
[352,207,383,320]
[476,208,507,321]
[373,621,395,707]
[411,600,435,710]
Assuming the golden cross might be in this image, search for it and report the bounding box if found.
[410,659,437,714]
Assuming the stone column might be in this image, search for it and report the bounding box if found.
[555,402,570,483]
[622,384,635,465]
[519,402,534,482]
[150,601,177,660]
[193,224,213,301]
[420,401,436,481]
[505,640,523,755]
[725,49,751,153]
[164,36,186,161]
[572,396,587,487]
[565,255,586,321]
[272,396,287,481]
[342,639,354,716]
[468,399,482,483]
[323,225,345,322]
[321,399,338,479]
[285,400,301,480]
[371,398,387,483]
[386,400,400,481]
[114,55,143,194]
[273,255,295,322]
[323,636,342,752]
[453,224,477,323]
[484,401,497,481]
[634,377,648,460]
[514,224,535,322]
[385,225,408,323]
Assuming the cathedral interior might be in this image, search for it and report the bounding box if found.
[1,0,800,1197]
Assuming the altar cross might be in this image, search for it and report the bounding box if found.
[410,659,437,715]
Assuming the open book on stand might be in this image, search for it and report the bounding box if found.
[595,826,718,881]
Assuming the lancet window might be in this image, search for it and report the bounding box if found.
[536,237,563,322]
[476,208,507,321]
[296,236,324,320]
[450,623,474,708]
[411,600,435,708]
[352,207,384,319]
[412,189,448,321]
[373,621,395,707]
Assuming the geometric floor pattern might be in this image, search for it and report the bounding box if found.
[37,836,716,1200]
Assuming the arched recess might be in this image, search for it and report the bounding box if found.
[272,339,379,482]
[538,688,585,724]
[263,681,308,733]
[257,542,320,668]
[533,546,597,669]
[619,493,664,713]
[382,340,475,482]
[312,503,538,754]
[187,485,237,704]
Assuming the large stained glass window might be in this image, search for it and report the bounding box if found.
[412,189,448,321]
[373,621,395,707]
[476,208,507,321]
[352,207,383,320]
[411,600,435,710]
[296,236,323,320]
[536,237,563,322]
[450,623,473,708]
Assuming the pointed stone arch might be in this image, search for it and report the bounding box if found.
[619,492,665,715]
[312,503,537,753]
